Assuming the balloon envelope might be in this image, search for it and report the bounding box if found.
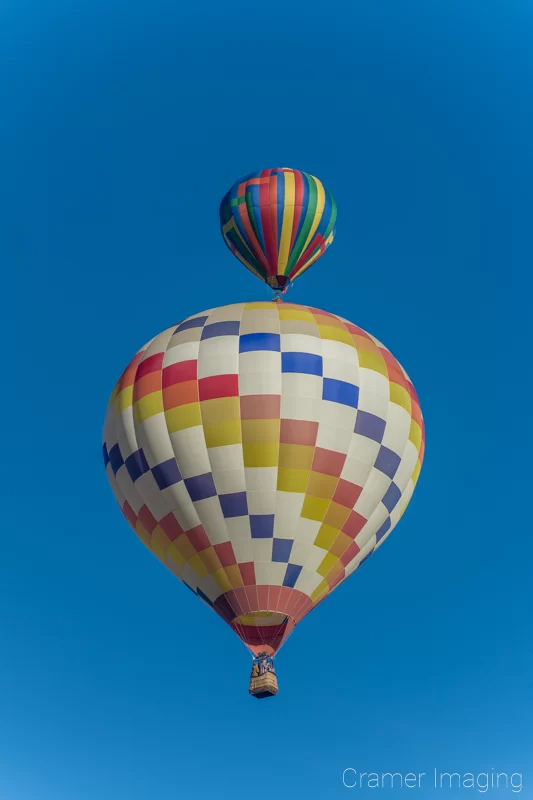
[103,302,424,655]
[220,168,337,291]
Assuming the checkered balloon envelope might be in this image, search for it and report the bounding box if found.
[103,302,424,694]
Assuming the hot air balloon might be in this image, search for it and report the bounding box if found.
[103,301,424,697]
[219,168,337,294]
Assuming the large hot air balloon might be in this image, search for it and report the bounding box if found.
[103,302,424,697]
[220,168,337,293]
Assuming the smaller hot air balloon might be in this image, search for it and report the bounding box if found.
[220,168,337,294]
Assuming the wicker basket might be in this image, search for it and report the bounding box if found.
[249,671,278,699]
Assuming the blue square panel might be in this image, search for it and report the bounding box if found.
[375,446,401,479]
[201,321,240,340]
[175,316,208,333]
[219,491,248,518]
[376,517,391,543]
[184,472,217,501]
[103,443,110,468]
[283,563,303,588]
[125,448,150,483]
[108,443,124,475]
[382,482,401,513]
[354,410,386,443]
[272,538,293,563]
[152,458,182,490]
[323,378,359,408]
[250,514,275,538]
[282,352,323,376]
[239,333,281,353]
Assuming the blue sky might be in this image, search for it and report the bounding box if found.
[4,1,532,798]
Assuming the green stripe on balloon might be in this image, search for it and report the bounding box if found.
[227,225,267,279]
[245,192,264,259]
[286,173,318,273]
[323,191,337,240]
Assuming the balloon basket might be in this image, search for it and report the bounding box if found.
[249,671,278,699]
[249,652,278,699]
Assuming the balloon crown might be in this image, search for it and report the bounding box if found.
[220,167,337,295]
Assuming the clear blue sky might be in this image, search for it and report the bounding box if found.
[4,1,532,798]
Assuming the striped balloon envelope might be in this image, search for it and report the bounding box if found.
[103,302,424,694]
[219,168,337,292]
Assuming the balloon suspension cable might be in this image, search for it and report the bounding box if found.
[272,282,291,303]
[249,652,278,699]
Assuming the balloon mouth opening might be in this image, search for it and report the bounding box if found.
[214,586,312,656]
[267,275,290,291]
[230,611,295,657]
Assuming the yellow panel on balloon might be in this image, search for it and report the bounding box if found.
[389,382,411,412]
[314,523,339,550]
[241,419,280,444]
[311,579,329,603]
[243,442,279,468]
[200,396,241,424]
[277,309,316,322]
[165,402,202,433]
[318,325,355,347]
[134,392,164,424]
[213,568,233,593]
[151,525,172,560]
[188,554,210,578]
[277,468,310,493]
[225,564,244,590]
[409,419,423,449]
[326,559,344,582]
[356,349,388,376]
[115,385,134,414]
[317,552,339,578]
[279,443,315,469]
[175,534,196,562]
[203,420,242,448]
[244,302,276,311]
[199,547,221,574]
[167,542,186,568]
[301,495,330,522]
